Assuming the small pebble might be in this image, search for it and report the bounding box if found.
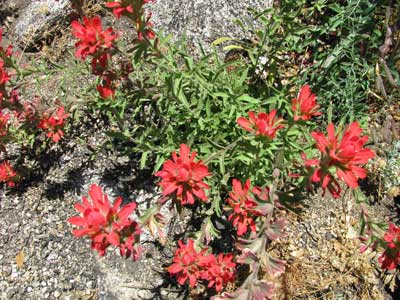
[325,232,334,240]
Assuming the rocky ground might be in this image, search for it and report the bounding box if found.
[0,113,183,300]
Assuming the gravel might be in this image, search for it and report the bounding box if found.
[151,0,273,46]
[0,109,182,300]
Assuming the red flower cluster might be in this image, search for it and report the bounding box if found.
[106,1,133,19]
[72,16,118,60]
[0,61,9,86]
[105,0,156,40]
[155,144,210,205]
[0,28,14,103]
[378,223,400,270]
[68,184,141,260]
[203,253,236,292]
[226,179,266,236]
[237,110,284,139]
[0,60,10,102]
[0,110,9,143]
[71,16,119,99]
[37,106,68,142]
[291,85,321,121]
[168,239,236,292]
[308,122,375,198]
[0,161,17,187]
[0,29,12,59]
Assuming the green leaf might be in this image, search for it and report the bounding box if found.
[235,94,259,104]
[140,151,149,169]
[212,37,234,46]
[223,45,244,52]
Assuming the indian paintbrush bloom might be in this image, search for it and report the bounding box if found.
[226,179,263,236]
[37,106,68,142]
[0,61,10,86]
[201,253,236,292]
[96,75,116,99]
[155,144,210,205]
[310,122,375,198]
[168,239,236,292]
[105,1,134,19]
[291,85,321,121]
[0,161,17,187]
[378,223,400,270]
[0,60,10,100]
[71,16,119,99]
[68,184,141,260]
[0,110,9,140]
[168,239,208,288]
[105,0,156,40]
[0,28,13,58]
[71,16,119,60]
[237,110,284,139]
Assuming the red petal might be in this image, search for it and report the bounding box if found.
[68,216,86,226]
[89,184,104,206]
[107,230,120,246]
[179,144,190,161]
[237,117,253,132]
[337,169,358,188]
[113,197,122,211]
[117,202,137,221]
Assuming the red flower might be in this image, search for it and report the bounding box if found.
[71,16,118,60]
[301,152,320,168]
[378,223,400,270]
[0,29,13,58]
[226,179,262,236]
[68,184,141,259]
[291,85,321,121]
[0,61,10,86]
[168,239,236,292]
[15,96,39,124]
[310,122,374,197]
[299,152,342,198]
[96,76,115,99]
[118,226,142,260]
[105,1,134,19]
[0,110,9,140]
[167,239,208,288]
[237,110,284,139]
[0,161,17,187]
[201,253,236,292]
[37,106,68,142]
[155,144,210,205]
[91,53,109,75]
[311,168,342,198]
[137,17,156,40]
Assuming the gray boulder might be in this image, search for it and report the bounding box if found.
[8,0,273,50]
[151,0,273,45]
[11,0,71,49]
[0,0,30,18]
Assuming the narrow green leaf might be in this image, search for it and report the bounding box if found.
[212,37,234,46]
[223,45,244,52]
[140,151,149,169]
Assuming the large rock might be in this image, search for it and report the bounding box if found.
[8,0,273,50]
[151,0,273,45]
[0,0,30,20]
[11,0,71,49]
